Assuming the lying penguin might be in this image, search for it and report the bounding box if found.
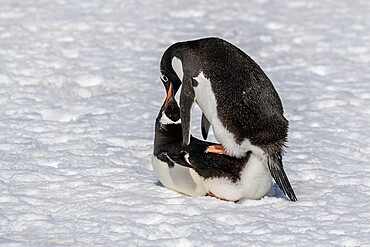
[160,37,297,201]
[152,80,273,202]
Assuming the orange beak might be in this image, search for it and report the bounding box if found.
[164,83,172,107]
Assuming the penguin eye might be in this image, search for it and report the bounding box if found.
[161,74,169,83]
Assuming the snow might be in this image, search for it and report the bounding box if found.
[1,0,370,246]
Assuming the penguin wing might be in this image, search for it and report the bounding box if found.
[201,113,211,140]
[163,151,194,169]
[157,152,176,168]
[268,155,298,202]
[180,77,196,146]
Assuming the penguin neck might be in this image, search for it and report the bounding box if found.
[153,112,183,154]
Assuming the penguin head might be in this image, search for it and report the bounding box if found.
[153,79,182,155]
[160,44,183,94]
[158,78,180,125]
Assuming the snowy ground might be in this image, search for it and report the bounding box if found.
[1,0,370,246]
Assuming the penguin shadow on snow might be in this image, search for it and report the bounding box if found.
[154,181,288,203]
[265,183,288,200]
[154,180,165,188]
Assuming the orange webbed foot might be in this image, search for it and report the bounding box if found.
[205,145,234,157]
[207,192,239,203]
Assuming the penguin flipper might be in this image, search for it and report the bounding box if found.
[157,152,176,168]
[268,155,298,202]
[165,151,194,169]
[180,77,196,146]
[201,113,211,140]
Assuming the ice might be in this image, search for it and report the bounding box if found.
[1,0,370,246]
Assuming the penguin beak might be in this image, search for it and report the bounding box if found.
[164,82,173,107]
[161,75,173,109]
[161,77,174,111]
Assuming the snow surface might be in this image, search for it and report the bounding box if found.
[1,0,370,246]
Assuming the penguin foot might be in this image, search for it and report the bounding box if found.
[205,145,234,156]
[207,192,239,203]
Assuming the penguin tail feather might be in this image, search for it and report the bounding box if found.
[268,154,298,202]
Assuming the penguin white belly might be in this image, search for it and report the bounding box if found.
[239,153,272,199]
[151,155,207,196]
[203,154,271,201]
[204,178,243,201]
[193,72,264,158]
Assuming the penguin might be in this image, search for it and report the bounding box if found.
[160,37,297,201]
[152,79,273,202]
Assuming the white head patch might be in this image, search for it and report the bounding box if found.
[171,56,184,82]
[160,112,181,125]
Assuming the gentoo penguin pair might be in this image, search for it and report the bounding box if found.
[160,37,297,201]
[152,79,272,202]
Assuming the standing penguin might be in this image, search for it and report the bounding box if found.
[152,80,273,202]
[160,37,297,201]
